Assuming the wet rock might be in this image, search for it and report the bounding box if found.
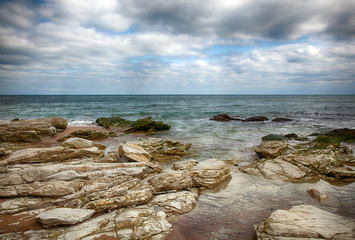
[148,171,194,193]
[261,134,286,141]
[242,116,269,122]
[62,137,94,149]
[307,188,340,207]
[36,208,95,227]
[59,128,116,141]
[150,190,198,215]
[255,141,288,159]
[284,133,298,139]
[271,117,293,122]
[210,114,232,121]
[254,205,355,240]
[188,159,232,188]
[118,143,153,166]
[172,159,199,170]
[0,117,67,143]
[4,146,104,165]
[96,116,171,134]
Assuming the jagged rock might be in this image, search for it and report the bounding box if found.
[118,143,153,166]
[188,159,231,188]
[148,171,194,193]
[96,116,171,134]
[0,181,82,197]
[150,191,198,216]
[172,159,199,170]
[62,137,94,149]
[59,128,116,141]
[4,146,104,165]
[271,117,293,122]
[0,117,68,143]
[36,208,95,227]
[254,205,355,240]
[242,116,269,122]
[261,134,286,141]
[127,138,192,162]
[255,140,288,159]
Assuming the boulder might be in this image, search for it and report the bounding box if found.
[0,117,68,143]
[173,159,199,170]
[261,134,286,141]
[242,116,269,122]
[210,114,232,121]
[118,143,153,166]
[36,208,95,227]
[307,188,340,207]
[284,133,298,139]
[271,117,293,122]
[62,137,94,149]
[254,205,355,240]
[255,140,288,159]
[148,171,194,192]
[59,128,116,141]
[150,191,198,215]
[188,159,231,188]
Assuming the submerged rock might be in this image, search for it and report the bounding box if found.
[254,205,355,239]
[0,117,68,143]
[210,114,233,121]
[261,134,287,141]
[242,116,269,122]
[271,117,293,122]
[36,208,95,227]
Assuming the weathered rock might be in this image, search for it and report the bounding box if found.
[148,171,194,192]
[0,117,68,143]
[261,134,286,141]
[307,188,340,207]
[59,128,116,141]
[188,159,231,188]
[173,159,199,170]
[242,116,269,122]
[62,137,94,149]
[96,116,171,134]
[210,114,232,121]
[4,146,104,165]
[150,191,198,215]
[36,208,95,227]
[254,205,355,240]
[0,197,54,214]
[118,143,153,166]
[271,117,293,122]
[284,133,298,139]
[255,140,288,159]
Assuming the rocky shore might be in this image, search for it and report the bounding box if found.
[0,117,354,239]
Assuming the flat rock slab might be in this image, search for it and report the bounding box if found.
[62,137,94,149]
[36,208,95,227]
[254,205,355,240]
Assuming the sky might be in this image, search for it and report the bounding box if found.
[0,0,355,95]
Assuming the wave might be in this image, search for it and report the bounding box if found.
[68,120,95,126]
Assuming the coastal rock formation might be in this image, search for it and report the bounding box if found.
[119,143,153,166]
[96,116,171,134]
[0,117,68,143]
[36,208,95,227]
[210,114,233,121]
[240,130,355,184]
[242,116,269,122]
[62,137,95,149]
[254,205,355,239]
[148,171,194,192]
[59,128,116,141]
[172,159,199,170]
[271,117,293,122]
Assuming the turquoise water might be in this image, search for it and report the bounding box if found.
[1,95,354,159]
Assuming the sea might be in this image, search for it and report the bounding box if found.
[1,95,355,239]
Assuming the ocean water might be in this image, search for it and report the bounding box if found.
[1,95,355,239]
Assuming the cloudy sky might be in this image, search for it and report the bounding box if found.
[0,0,354,94]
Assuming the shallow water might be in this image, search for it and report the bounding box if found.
[1,95,354,238]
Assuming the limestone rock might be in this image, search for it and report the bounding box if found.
[36,208,95,227]
[255,140,288,159]
[150,191,198,215]
[148,171,194,192]
[172,159,199,170]
[254,205,355,240]
[62,137,94,149]
[118,143,153,166]
[188,159,231,188]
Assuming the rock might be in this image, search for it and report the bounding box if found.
[36,208,95,227]
[255,141,288,159]
[323,128,355,143]
[261,134,286,141]
[59,128,116,141]
[188,159,231,188]
[4,146,104,165]
[284,133,298,139]
[242,116,269,122]
[271,117,293,122]
[307,188,340,207]
[150,191,198,215]
[210,114,232,121]
[254,205,355,240]
[0,148,5,156]
[118,143,153,166]
[96,116,171,134]
[0,117,68,143]
[62,137,94,149]
[173,159,199,170]
[148,171,194,193]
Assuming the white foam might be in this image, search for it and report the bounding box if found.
[68,120,94,126]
